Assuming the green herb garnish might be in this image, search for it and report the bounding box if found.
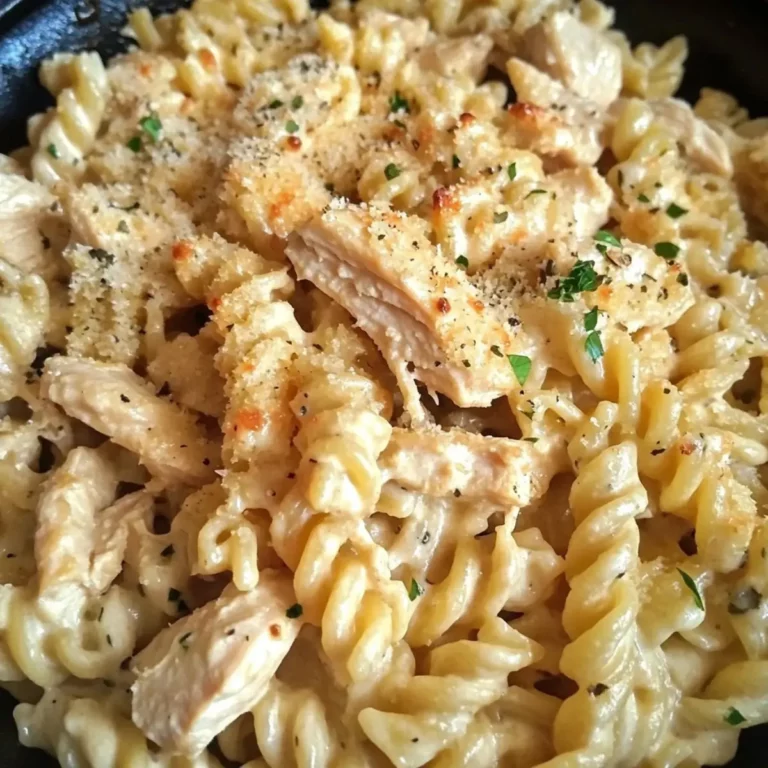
[508,354,531,386]
[455,255,469,269]
[139,114,162,143]
[677,273,689,286]
[493,211,508,224]
[291,95,303,109]
[408,579,424,601]
[126,136,142,152]
[666,202,688,219]
[594,230,621,248]
[490,345,503,358]
[585,331,604,362]
[384,163,401,180]
[285,120,299,134]
[46,143,59,158]
[654,242,680,260]
[584,307,599,332]
[677,568,704,610]
[269,99,284,109]
[507,163,517,182]
[724,707,747,726]
[452,154,460,169]
[548,260,600,302]
[389,91,410,114]
[638,193,650,203]
[525,189,547,199]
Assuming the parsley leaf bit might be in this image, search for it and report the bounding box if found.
[654,242,680,260]
[285,120,299,134]
[291,95,303,109]
[384,163,401,180]
[139,114,162,143]
[584,307,599,332]
[126,136,142,152]
[390,91,410,114]
[507,162,517,181]
[594,230,621,248]
[677,568,704,610]
[452,154,461,169]
[46,143,59,158]
[548,260,601,302]
[455,255,469,269]
[585,331,604,362]
[666,202,688,219]
[724,707,747,726]
[508,354,531,386]
[409,579,424,601]
[525,188,547,199]
[494,211,509,224]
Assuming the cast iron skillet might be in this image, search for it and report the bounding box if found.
[1,0,767,765]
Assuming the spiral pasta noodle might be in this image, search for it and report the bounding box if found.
[541,402,650,764]
[28,52,109,186]
[358,617,543,767]
[15,688,223,768]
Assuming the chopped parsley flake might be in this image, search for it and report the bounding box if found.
[408,579,424,601]
[654,242,680,260]
[393,119,406,129]
[525,189,547,199]
[548,260,600,302]
[452,154,460,169]
[508,354,531,386]
[455,255,469,269]
[677,568,704,610]
[677,273,689,286]
[594,230,621,248]
[585,331,604,362]
[126,136,142,152]
[291,95,304,109]
[490,345,504,357]
[269,99,284,109]
[584,307,599,332]
[286,603,303,619]
[524,437,539,443]
[666,202,688,219]
[638,193,650,203]
[46,143,59,158]
[389,91,410,114]
[493,211,508,224]
[285,120,299,134]
[507,162,517,182]
[724,707,747,726]
[139,114,162,143]
[384,163,401,180]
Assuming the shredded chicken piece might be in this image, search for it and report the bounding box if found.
[647,98,733,176]
[287,203,529,414]
[415,34,493,81]
[505,57,606,167]
[0,171,68,279]
[41,356,220,486]
[380,427,554,507]
[34,447,119,593]
[522,11,622,106]
[131,571,301,755]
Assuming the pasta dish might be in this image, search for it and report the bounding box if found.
[1,0,767,765]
